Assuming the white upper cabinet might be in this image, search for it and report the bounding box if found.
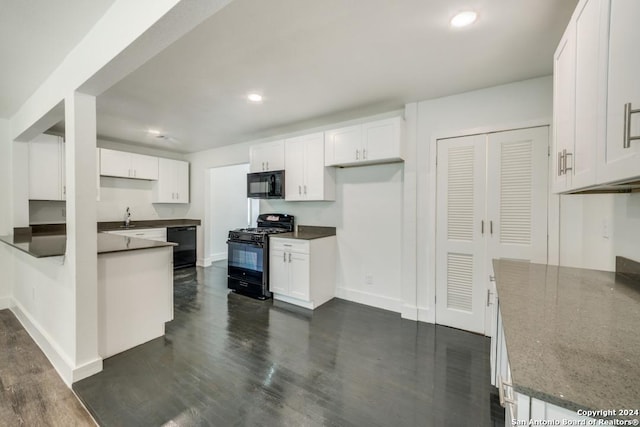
[152,158,189,204]
[285,132,335,201]
[29,134,65,201]
[553,0,608,193]
[552,22,575,193]
[599,0,640,183]
[249,140,285,173]
[554,0,640,192]
[100,148,159,180]
[325,116,404,167]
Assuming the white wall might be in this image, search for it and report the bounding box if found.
[559,193,640,272]
[208,163,252,262]
[0,119,12,308]
[185,141,253,266]
[261,163,404,312]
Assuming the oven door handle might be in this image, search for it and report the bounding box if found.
[226,240,264,248]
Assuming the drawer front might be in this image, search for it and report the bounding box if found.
[269,238,309,254]
[104,228,167,242]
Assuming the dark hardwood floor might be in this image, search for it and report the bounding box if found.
[0,310,96,426]
[74,262,504,426]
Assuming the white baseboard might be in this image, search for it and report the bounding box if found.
[197,257,212,267]
[417,306,435,324]
[10,302,103,387]
[335,287,401,313]
[72,357,103,383]
[0,296,11,310]
[210,253,227,262]
[401,304,418,321]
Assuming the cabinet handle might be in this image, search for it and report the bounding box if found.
[298,185,302,195]
[356,149,359,160]
[481,220,484,235]
[490,220,493,235]
[363,149,366,160]
[283,252,286,262]
[623,102,640,149]
[262,162,265,171]
[303,185,307,195]
[563,149,573,174]
[489,275,495,282]
[486,289,492,307]
[266,161,269,170]
[557,151,564,176]
[288,252,292,263]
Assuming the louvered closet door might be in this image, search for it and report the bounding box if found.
[436,135,487,334]
[486,127,548,264]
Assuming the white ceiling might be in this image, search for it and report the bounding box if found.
[4,0,578,153]
[0,0,116,118]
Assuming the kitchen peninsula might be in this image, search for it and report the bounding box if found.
[0,229,177,358]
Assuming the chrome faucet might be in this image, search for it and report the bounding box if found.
[125,207,131,227]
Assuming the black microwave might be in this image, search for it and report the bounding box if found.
[247,170,285,199]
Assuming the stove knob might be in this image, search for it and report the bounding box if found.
[231,233,239,239]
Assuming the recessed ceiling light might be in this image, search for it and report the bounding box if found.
[247,93,263,103]
[450,11,477,28]
[148,129,161,135]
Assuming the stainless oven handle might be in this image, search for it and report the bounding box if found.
[226,240,264,248]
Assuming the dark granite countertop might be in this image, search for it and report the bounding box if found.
[493,259,640,414]
[0,234,66,258]
[275,225,336,240]
[97,233,176,254]
[97,219,201,232]
[0,232,176,258]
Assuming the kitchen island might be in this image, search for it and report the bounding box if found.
[0,231,177,358]
[492,258,640,423]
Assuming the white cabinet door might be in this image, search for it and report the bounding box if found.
[552,23,575,192]
[571,0,607,190]
[435,134,487,334]
[153,158,190,203]
[284,137,306,201]
[362,117,403,163]
[324,125,361,166]
[289,251,310,301]
[285,132,334,201]
[100,148,131,178]
[486,127,549,264]
[175,160,189,203]
[100,149,158,180]
[130,152,158,180]
[29,134,64,201]
[600,0,640,183]
[250,140,285,172]
[269,248,289,295]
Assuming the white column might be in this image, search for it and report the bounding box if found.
[64,92,102,380]
[401,103,418,320]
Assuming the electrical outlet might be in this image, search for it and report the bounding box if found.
[365,274,373,285]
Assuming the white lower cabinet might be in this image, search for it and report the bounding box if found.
[492,303,594,426]
[269,236,336,309]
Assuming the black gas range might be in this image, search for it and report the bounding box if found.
[227,213,294,300]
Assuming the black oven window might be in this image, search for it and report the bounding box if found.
[228,242,263,272]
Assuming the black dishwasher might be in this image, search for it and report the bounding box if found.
[167,226,197,269]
